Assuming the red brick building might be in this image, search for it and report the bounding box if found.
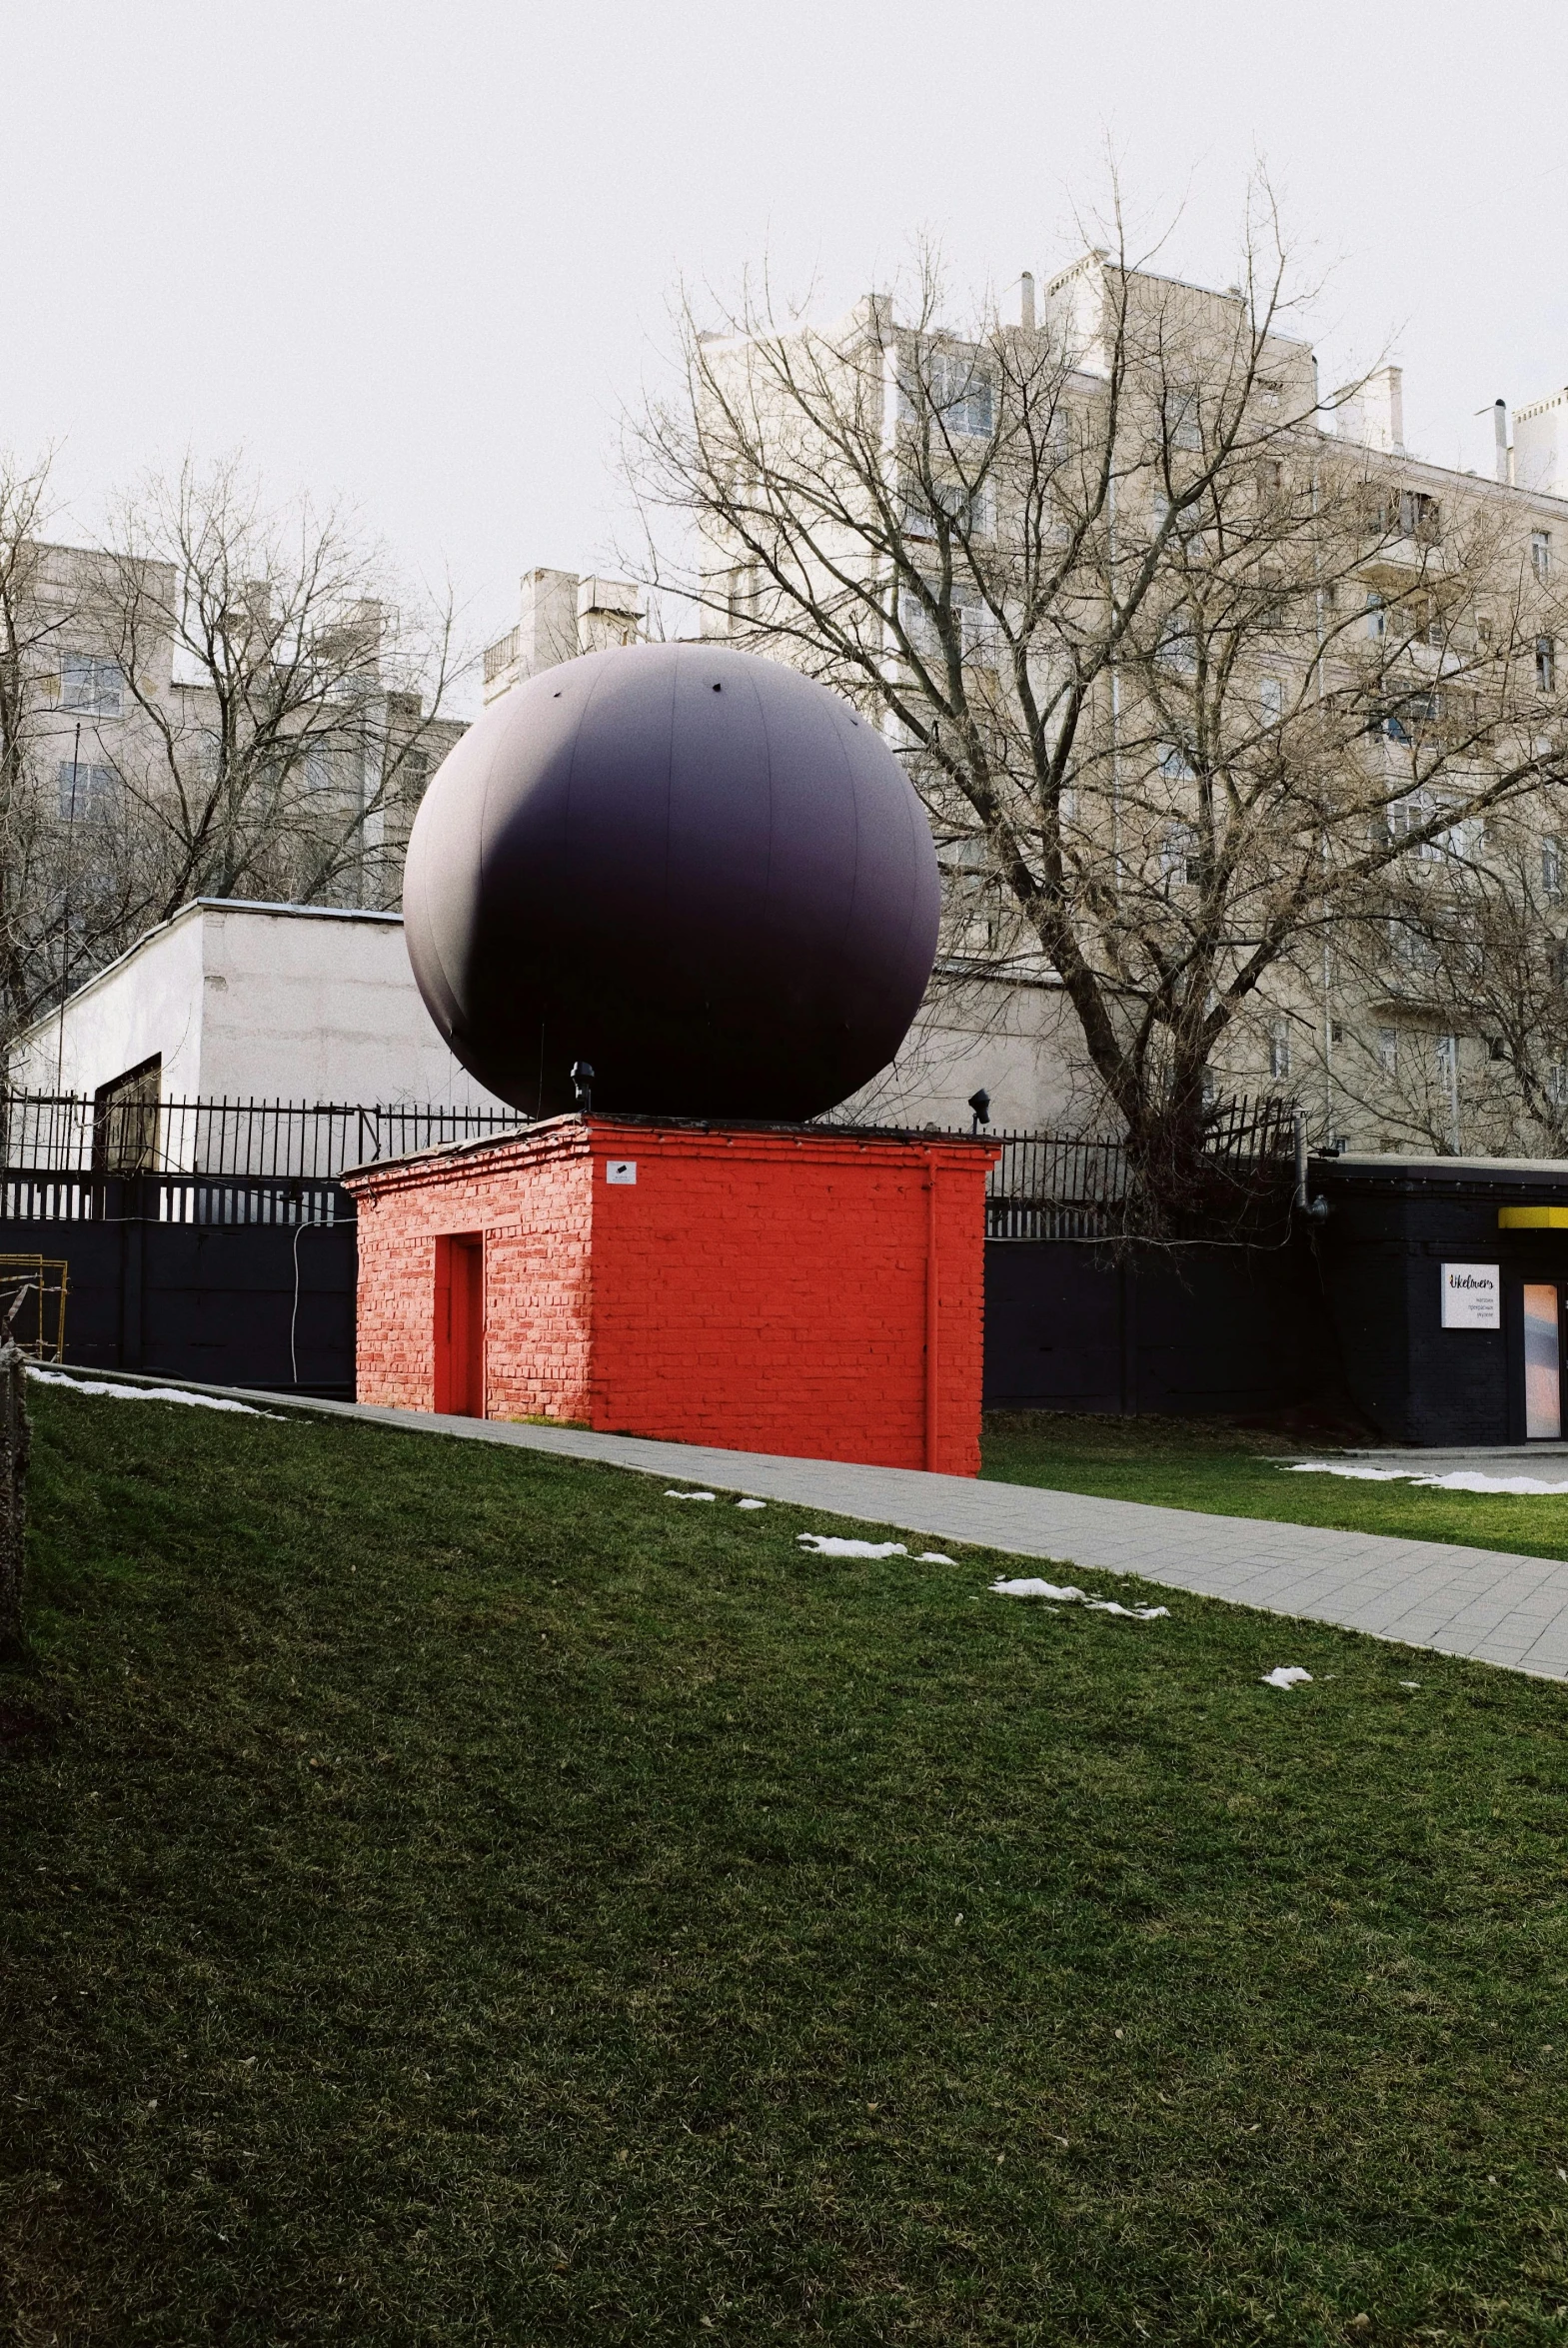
[344,1117,996,1473]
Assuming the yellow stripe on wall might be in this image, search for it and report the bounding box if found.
[1498,1205,1568,1228]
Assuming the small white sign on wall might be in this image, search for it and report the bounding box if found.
[1441,1262,1500,1329]
[606,1160,638,1185]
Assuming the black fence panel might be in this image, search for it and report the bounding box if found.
[0,1205,358,1397]
[0,1088,1308,1413]
[982,1236,1334,1418]
[0,1093,523,1180]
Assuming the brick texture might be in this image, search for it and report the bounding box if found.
[344,1117,997,1474]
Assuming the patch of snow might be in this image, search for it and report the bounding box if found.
[665,1489,717,1501]
[1287,1459,1568,1495]
[916,1551,956,1564]
[736,1498,767,1510]
[1261,1666,1313,1689]
[797,1534,908,1557]
[26,1368,280,1417]
[1399,1680,1422,1689]
[988,1576,1168,1621]
[1415,1469,1568,1495]
[1286,1461,1413,1481]
[990,1577,1085,1601]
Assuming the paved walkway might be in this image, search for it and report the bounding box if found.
[42,1368,1568,1683]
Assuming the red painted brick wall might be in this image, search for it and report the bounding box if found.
[350,1126,596,1421]
[345,1118,997,1473]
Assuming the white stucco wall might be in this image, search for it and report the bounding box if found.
[8,900,509,1110]
[11,913,209,1099]
[837,969,1088,1133]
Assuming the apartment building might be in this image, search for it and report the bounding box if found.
[18,540,463,914]
[482,568,645,703]
[688,258,1568,1152]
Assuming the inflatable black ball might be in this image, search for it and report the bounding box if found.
[403,643,940,1121]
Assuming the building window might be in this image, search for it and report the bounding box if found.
[955,588,997,663]
[1160,822,1199,885]
[1388,693,1439,742]
[902,478,991,541]
[1538,636,1557,694]
[1159,742,1196,781]
[1155,611,1197,672]
[1552,1060,1568,1107]
[899,349,994,439]
[1548,942,1568,990]
[1546,837,1563,901]
[1533,531,1552,581]
[1377,1027,1398,1074]
[1269,1019,1292,1081]
[1366,592,1386,641]
[1169,386,1202,451]
[59,653,124,717]
[92,1055,161,1176]
[728,566,763,626]
[1390,918,1441,972]
[1435,1033,1457,1087]
[1388,786,1436,850]
[1259,676,1284,725]
[56,761,116,822]
[1399,489,1440,543]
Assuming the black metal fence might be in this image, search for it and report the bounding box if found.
[0,1086,1302,1401]
[0,1088,1296,1241]
[982,1094,1296,1240]
[0,1092,524,1211]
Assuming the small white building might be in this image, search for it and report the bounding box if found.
[9,898,509,1112]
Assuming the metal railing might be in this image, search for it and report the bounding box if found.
[0,1087,1295,1238]
[982,1095,1296,1239]
[0,1253,67,1360]
[0,1093,525,1182]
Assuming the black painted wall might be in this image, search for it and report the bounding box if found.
[1314,1161,1568,1445]
[0,1213,357,1397]
[982,1237,1332,1417]
[13,1156,1568,1445]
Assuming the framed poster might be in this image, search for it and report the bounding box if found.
[1441,1262,1501,1329]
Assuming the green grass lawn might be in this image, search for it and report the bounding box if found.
[983,1408,1568,1562]
[9,1387,1568,2344]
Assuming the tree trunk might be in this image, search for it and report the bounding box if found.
[0,1341,31,1665]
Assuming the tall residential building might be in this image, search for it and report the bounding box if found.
[693,259,1568,1153]
[482,569,645,703]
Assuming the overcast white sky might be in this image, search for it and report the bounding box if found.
[5,0,1567,688]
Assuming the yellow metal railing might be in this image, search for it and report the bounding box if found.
[0,1255,68,1360]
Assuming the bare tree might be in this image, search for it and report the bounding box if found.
[0,448,149,1063]
[1320,800,1568,1156]
[89,457,466,924]
[627,195,1568,1218]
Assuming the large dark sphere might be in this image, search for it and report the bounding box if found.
[403,643,940,1121]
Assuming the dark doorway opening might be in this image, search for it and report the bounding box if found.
[434,1232,485,1416]
[92,1055,162,1175]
